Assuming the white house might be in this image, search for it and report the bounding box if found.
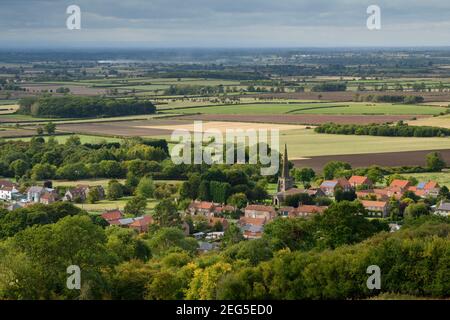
[435,201,450,217]
[0,186,19,201]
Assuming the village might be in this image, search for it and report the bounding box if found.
[1,146,449,254]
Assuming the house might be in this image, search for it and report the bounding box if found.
[389,179,411,191]
[304,188,326,198]
[349,176,373,189]
[0,186,19,201]
[64,185,105,202]
[279,206,295,217]
[320,178,351,196]
[129,215,154,233]
[40,191,58,205]
[408,181,440,198]
[187,201,216,217]
[0,179,16,189]
[361,200,389,217]
[213,205,236,216]
[374,187,403,200]
[244,204,277,220]
[101,209,124,224]
[7,202,23,211]
[435,201,450,216]
[239,216,267,239]
[27,186,46,203]
[206,231,225,240]
[208,217,229,230]
[291,205,328,217]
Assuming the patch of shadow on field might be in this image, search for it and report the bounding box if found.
[173,114,429,125]
[292,149,450,172]
[56,119,192,137]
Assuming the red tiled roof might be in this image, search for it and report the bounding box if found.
[296,205,327,214]
[390,179,410,189]
[129,215,153,227]
[239,217,266,226]
[424,181,439,190]
[245,205,276,214]
[190,201,215,210]
[361,200,387,208]
[101,210,123,221]
[349,176,371,185]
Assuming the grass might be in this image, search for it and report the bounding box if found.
[165,102,446,115]
[404,171,450,187]
[5,134,123,144]
[279,129,450,158]
[51,178,183,188]
[76,197,158,213]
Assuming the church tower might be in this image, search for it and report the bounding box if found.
[277,144,294,192]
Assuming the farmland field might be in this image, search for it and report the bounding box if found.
[4,134,122,144]
[403,171,450,187]
[292,149,450,171]
[408,115,450,128]
[166,102,447,115]
[174,114,430,125]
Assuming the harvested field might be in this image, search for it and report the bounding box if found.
[408,115,450,129]
[57,119,192,137]
[137,121,305,133]
[174,114,430,125]
[250,91,450,103]
[292,149,450,171]
[0,127,38,138]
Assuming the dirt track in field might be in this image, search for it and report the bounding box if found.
[292,149,450,171]
[173,114,429,125]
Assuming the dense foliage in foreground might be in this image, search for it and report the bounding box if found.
[0,201,448,300]
[18,96,156,118]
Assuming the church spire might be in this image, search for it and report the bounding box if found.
[282,144,289,178]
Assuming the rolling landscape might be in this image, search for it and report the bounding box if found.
[0,0,449,309]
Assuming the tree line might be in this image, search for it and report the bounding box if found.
[315,122,450,137]
[18,96,156,118]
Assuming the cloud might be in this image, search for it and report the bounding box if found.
[0,0,449,47]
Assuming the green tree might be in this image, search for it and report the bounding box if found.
[124,196,147,216]
[227,193,248,209]
[44,122,56,135]
[323,161,351,180]
[153,199,181,227]
[293,168,316,186]
[107,180,124,200]
[135,176,155,199]
[426,152,446,171]
[87,187,100,204]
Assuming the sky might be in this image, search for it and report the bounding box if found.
[1,0,450,48]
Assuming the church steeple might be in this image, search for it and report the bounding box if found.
[282,144,289,178]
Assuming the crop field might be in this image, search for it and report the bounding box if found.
[172,114,430,125]
[0,104,18,114]
[404,171,450,187]
[4,134,122,144]
[408,115,450,128]
[292,149,450,172]
[166,102,447,115]
[279,129,450,159]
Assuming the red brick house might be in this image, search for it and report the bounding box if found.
[361,200,389,217]
[349,176,373,188]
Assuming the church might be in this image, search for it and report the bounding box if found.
[273,145,308,206]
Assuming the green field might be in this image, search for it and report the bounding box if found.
[75,196,158,213]
[166,102,447,115]
[279,129,450,158]
[5,134,123,144]
[404,171,450,188]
